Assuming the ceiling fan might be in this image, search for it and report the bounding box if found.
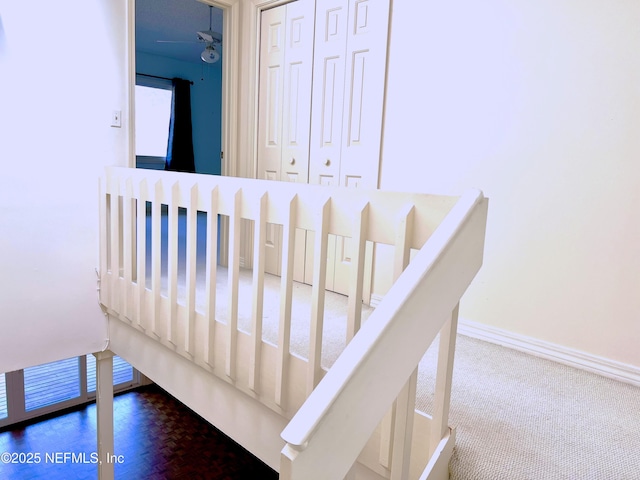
[157,5,222,63]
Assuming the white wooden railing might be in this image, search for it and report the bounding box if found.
[280,190,488,479]
[99,167,488,479]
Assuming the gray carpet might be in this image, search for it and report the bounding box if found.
[419,336,640,480]
[175,266,640,479]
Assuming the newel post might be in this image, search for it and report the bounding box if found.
[94,350,115,480]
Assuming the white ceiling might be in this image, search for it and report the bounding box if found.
[136,0,224,64]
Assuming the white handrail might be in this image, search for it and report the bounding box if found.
[280,190,487,479]
[101,167,458,246]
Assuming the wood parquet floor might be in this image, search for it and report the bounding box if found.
[0,385,279,479]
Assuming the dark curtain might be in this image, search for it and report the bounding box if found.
[165,78,195,173]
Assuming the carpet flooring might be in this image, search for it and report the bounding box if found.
[417,335,640,480]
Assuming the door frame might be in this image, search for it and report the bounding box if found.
[211,0,242,179]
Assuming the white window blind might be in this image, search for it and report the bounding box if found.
[0,373,7,420]
[24,358,81,411]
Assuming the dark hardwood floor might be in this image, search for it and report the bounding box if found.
[0,385,279,479]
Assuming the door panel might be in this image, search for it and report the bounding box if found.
[258,2,315,280]
[330,0,389,296]
[309,0,348,186]
[257,8,285,182]
[258,6,287,277]
[281,0,314,185]
[264,223,282,277]
[282,0,316,282]
[263,168,281,276]
[303,173,338,291]
[339,0,390,189]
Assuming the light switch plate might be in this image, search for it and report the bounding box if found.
[111,110,122,128]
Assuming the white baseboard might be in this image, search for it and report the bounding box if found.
[369,293,384,308]
[458,318,640,388]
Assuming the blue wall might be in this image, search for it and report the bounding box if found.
[136,51,222,175]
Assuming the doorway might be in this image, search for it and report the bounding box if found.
[133,0,226,175]
[131,0,237,265]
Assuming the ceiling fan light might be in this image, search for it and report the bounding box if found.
[201,45,220,64]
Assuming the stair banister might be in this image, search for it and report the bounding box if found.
[280,189,487,480]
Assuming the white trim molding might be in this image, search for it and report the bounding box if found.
[370,293,385,308]
[458,318,640,388]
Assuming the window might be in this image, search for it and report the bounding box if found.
[86,354,133,392]
[0,374,7,420]
[135,77,173,170]
[0,355,140,429]
[24,358,81,411]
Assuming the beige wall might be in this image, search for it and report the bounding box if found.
[0,0,129,372]
[379,0,640,366]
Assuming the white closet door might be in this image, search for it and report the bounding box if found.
[306,0,349,291]
[333,0,377,292]
[258,6,287,276]
[281,0,316,282]
[335,0,390,295]
[338,0,390,188]
[257,7,286,183]
[257,2,315,278]
[281,0,315,185]
[258,2,315,183]
[310,0,390,295]
[308,0,349,186]
[257,0,389,294]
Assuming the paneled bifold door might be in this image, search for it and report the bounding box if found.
[257,0,390,296]
[257,0,315,281]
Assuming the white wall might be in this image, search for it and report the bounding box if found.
[0,0,128,372]
[379,0,640,366]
